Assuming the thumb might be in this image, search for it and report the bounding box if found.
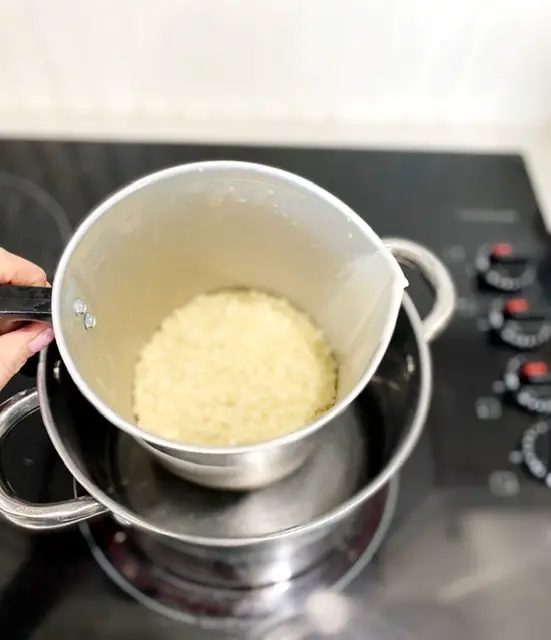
[0,323,54,389]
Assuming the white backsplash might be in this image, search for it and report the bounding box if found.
[4,0,551,223]
[1,0,551,127]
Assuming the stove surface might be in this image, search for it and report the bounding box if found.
[1,141,551,639]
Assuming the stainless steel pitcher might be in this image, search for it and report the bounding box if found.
[0,161,454,489]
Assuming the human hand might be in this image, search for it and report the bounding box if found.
[0,248,54,390]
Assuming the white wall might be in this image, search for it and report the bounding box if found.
[1,0,550,127]
[3,0,551,221]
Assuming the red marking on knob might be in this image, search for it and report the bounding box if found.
[505,298,528,314]
[521,361,548,378]
[491,243,512,257]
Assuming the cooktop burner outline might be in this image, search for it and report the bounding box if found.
[0,170,71,279]
[79,478,399,630]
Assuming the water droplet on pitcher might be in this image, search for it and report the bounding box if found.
[348,232,353,239]
[229,186,235,192]
[238,197,247,203]
[268,189,275,196]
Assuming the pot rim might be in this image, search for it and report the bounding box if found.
[39,292,431,548]
[51,160,406,456]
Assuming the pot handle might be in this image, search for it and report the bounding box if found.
[384,238,456,343]
[0,285,52,336]
[0,388,109,530]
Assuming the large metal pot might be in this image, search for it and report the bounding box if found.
[0,284,454,587]
[0,161,448,490]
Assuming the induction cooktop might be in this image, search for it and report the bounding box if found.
[1,140,550,639]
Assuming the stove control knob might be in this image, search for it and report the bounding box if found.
[504,357,551,414]
[521,421,551,486]
[488,298,551,349]
[476,243,535,292]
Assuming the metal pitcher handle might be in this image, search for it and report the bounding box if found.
[384,238,456,343]
[0,388,108,530]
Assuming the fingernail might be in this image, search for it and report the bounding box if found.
[28,328,55,354]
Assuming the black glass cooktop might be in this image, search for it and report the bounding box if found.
[1,140,551,639]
